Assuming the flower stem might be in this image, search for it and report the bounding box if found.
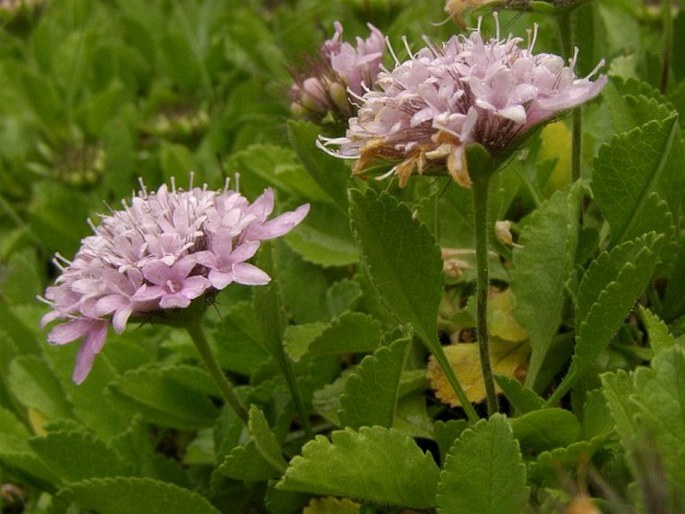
[557,11,582,183]
[471,172,499,417]
[186,321,249,425]
[432,345,480,424]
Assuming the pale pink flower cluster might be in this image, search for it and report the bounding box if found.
[40,179,309,383]
[290,21,385,122]
[319,18,607,186]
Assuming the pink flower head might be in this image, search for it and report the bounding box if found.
[318,16,607,187]
[39,177,309,383]
[290,22,385,123]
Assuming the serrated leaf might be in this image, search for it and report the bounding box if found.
[427,340,529,407]
[278,426,440,509]
[302,497,360,514]
[638,306,675,355]
[349,190,442,350]
[510,183,583,390]
[57,476,220,514]
[604,77,675,133]
[510,409,580,454]
[602,348,685,510]
[433,419,468,463]
[29,430,133,482]
[284,313,381,362]
[632,347,685,505]
[248,405,287,473]
[592,115,683,246]
[339,337,410,429]
[550,233,662,403]
[527,436,608,485]
[437,414,528,514]
[288,120,350,210]
[285,202,358,267]
[106,365,220,430]
[325,279,363,319]
[218,441,281,481]
[494,375,545,414]
[0,434,60,492]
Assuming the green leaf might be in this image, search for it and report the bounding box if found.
[349,190,442,349]
[56,477,220,514]
[227,144,329,203]
[527,436,608,486]
[212,301,270,375]
[288,120,350,211]
[433,419,468,463]
[510,182,583,390]
[493,375,545,414]
[0,434,60,492]
[218,442,281,481]
[159,142,196,184]
[0,406,29,438]
[248,405,287,473]
[29,430,133,482]
[638,306,675,355]
[550,232,662,403]
[339,337,410,429]
[632,347,685,506]
[278,426,440,509]
[437,414,528,514]
[106,365,220,430]
[8,355,72,420]
[325,279,363,319]
[592,115,683,246]
[604,77,675,134]
[284,313,381,362]
[285,202,358,267]
[602,347,685,510]
[510,409,580,454]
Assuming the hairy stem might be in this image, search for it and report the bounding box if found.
[471,173,499,416]
[186,321,249,425]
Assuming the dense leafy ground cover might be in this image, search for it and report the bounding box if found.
[0,0,684,512]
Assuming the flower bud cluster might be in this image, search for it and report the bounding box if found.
[40,179,309,383]
[290,22,385,123]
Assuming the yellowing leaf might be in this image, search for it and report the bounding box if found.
[488,289,528,343]
[427,340,529,407]
[27,407,48,436]
[539,121,571,194]
[302,497,360,514]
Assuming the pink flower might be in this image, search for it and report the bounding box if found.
[39,178,309,383]
[318,17,607,187]
[290,21,385,123]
